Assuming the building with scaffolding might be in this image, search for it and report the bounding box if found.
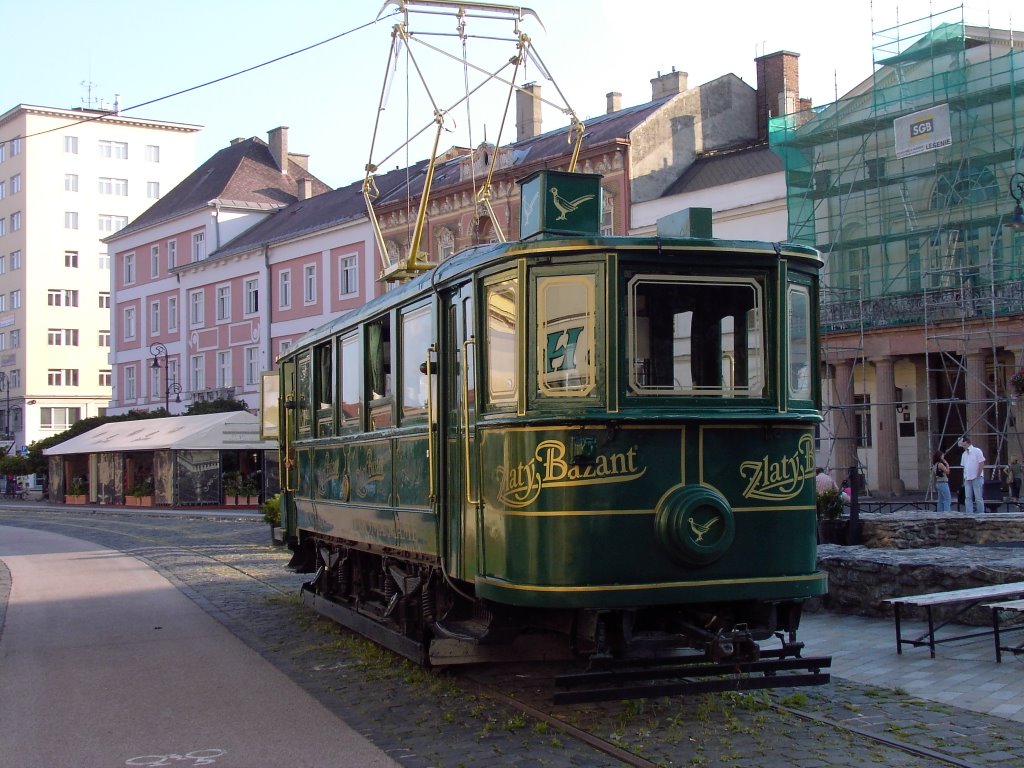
[770,6,1024,496]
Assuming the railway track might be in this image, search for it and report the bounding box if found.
[0,506,1014,768]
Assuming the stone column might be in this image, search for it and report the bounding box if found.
[832,359,857,480]
[873,357,899,495]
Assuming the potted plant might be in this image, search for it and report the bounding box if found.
[223,471,242,506]
[239,476,260,506]
[128,477,154,507]
[1011,368,1024,399]
[816,488,846,544]
[66,477,87,505]
[261,493,281,542]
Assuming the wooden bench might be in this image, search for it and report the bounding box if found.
[983,599,1024,662]
[884,582,1024,658]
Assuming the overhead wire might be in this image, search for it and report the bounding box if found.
[5,11,400,146]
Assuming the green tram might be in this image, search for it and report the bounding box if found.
[278,172,828,675]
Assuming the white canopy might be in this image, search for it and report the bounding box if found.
[44,411,276,456]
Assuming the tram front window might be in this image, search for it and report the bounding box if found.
[628,275,764,397]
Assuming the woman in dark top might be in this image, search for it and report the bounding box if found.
[932,450,951,512]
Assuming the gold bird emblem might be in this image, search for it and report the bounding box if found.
[689,515,720,543]
[550,187,595,221]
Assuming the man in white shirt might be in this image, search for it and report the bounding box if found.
[960,436,986,514]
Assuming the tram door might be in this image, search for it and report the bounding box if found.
[442,283,478,581]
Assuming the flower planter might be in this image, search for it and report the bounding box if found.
[817,518,849,545]
[64,495,86,505]
[128,496,154,507]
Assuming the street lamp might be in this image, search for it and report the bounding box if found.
[149,342,182,413]
[0,372,10,440]
[1009,172,1024,231]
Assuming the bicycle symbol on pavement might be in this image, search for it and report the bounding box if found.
[125,749,227,766]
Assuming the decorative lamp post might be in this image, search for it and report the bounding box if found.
[0,371,10,440]
[1010,172,1024,231]
[149,343,182,413]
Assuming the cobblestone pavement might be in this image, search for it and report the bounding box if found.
[3,505,1024,767]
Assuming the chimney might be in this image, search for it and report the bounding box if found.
[268,126,289,173]
[288,152,310,172]
[755,51,800,141]
[229,137,245,145]
[516,83,542,141]
[606,92,622,114]
[298,178,314,200]
[651,68,688,100]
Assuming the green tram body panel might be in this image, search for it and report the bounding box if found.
[279,226,827,616]
[475,422,825,609]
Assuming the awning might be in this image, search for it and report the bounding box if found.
[43,411,277,456]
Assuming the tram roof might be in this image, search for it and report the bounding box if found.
[285,234,821,353]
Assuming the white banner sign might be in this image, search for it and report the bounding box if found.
[894,104,952,159]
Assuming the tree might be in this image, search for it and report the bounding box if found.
[186,398,249,416]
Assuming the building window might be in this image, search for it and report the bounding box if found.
[189,290,204,326]
[64,136,78,154]
[150,245,159,277]
[0,333,5,350]
[10,174,21,195]
[0,256,4,275]
[168,296,178,331]
[41,406,82,430]
[216,350,231,388]
[10,137,21,156]
[303,264,317,304]
[98,177,128,196]
[65,250,79,268]
[98,140,128,159]
[279,269,291,309]
[124,252,136,284]
[147,181,160,199]
[65,174,78,192]
[98,214,128,232]
[190,354,205,391]
[46,289,62,306]
[10,290,20,309]
[437,229,455,261]
[150,301,160,335]
[123,307,137,340]
[0,180,5,199]
[10,251,19,270]
[191,231,205,262]
[339,254,358,296]
[10,329,18,348]
[99,292,110,309]
[125,367,137,400]
[48,369,79,386]
[10,212,20,231]
[216,285,230,321]
[244,278,258,314]
[0,295,5,312]
[145,145,160,162]
[0,218,5,236]
[99,330,110,347]
[245,346,259,385]
[65,212,78,229]
[99,254,110,269]
[168,240,177,268]
[99,370,112,386]
[48,329,79,346]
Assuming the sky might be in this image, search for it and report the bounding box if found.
[9,1,1021,189]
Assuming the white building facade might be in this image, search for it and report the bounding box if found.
[0,104,199,448]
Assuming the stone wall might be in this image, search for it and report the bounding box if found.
[860,511,1024,549]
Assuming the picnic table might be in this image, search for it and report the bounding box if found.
[884,581,1024,658]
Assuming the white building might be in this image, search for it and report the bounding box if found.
[0,104,200,448]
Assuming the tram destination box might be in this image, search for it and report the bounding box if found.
[518,169,602,239]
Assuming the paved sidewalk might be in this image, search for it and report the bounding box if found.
[800,610,1024,722]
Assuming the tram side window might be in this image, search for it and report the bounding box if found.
[296,352,312,437]
[485,277,517,405]
[628,276,764,397]
[367,315,393,429]
[339,332,361,427]
[315,341,334,437]
[401,305,431,422]
[536,274,596,397]
[788,285,812,400]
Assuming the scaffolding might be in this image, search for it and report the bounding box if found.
[769,5,1024,493]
